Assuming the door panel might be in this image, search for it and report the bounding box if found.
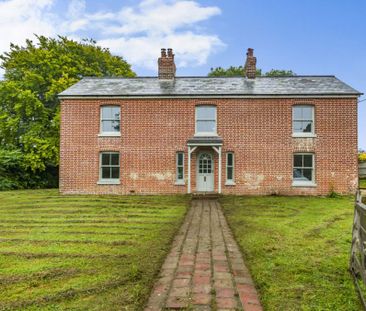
[197,153,214,192]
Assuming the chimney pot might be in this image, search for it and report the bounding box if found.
[167,48,173,57]
[158,48,176,80]
[244,48,257,79]
[161,48,166,57]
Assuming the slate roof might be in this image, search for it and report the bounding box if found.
[58,76,361,98]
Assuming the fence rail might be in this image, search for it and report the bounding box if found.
[350,190,366,309]
[360,162,366,178]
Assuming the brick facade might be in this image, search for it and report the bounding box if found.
[59,97,358,195]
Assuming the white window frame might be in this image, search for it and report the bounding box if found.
[175,152,185,185]
[292,153,316,187]
[292,105,316,138]
[99,105,121,137]
[195,105,217,136]
[225,152,235,185]
[97,152,120,185]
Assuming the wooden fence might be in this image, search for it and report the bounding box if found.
[360,162,366,178]
[350,190,366,308]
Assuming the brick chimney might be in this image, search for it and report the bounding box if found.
[244,48,257,79]
[158,48,176,80]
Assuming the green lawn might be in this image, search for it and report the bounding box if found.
[0,189,189,310]
[220,195,362,311]
[360,178,366,189]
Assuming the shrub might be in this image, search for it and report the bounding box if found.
[359,153,366,162]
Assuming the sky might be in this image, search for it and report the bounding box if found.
[0,0,365,148]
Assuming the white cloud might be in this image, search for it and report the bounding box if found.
[97,0,224,71]
[0,0,56,76]
[100,32,223,70]
[0,0,224,76]
[109,0,221,35]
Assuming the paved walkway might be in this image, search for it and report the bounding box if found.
[145,199,262,311]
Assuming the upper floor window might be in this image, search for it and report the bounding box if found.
[100,106,120,135]
[293,105,314,135]
[195,105,217,136]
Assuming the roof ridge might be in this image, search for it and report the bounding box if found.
[82,75,337,80]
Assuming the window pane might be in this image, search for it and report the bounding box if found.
[102,120,113,132]
[111,153,119,165]
[102,153,110,166]
[102,167,110,179]
[293,168,302,179]
[102,106,120,120]
[177,167,183,180]
[102,107,112,119]
[227,153,233,166]
[196,106,216,120]
[111,167,119,179]
[197,120,216,133]
[303,155,313,168]
[293,121,312,133]
[177,153,183,166]
[227,167,233,180]
[302,121,312,133]
[293,155,302,167]
[111,107,120,120]
[293,107,302,120]
[302,106,313,120]
[102,120,120,132]
[302,169,312,181]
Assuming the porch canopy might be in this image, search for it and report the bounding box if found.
[187,136,223,194]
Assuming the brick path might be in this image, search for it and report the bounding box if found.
[145,199,262,311]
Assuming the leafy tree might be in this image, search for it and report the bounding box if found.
[208,66,262,77]
[265,69,295,77]
[208,66,295,77]
[0,35,135,188]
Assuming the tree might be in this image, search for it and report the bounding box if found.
[0,35,135,189]
[208,66,295,77]
[265,69,295,77]
[208,66,262,77]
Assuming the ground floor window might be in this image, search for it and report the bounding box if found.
[176,152,184,184]
[293,153,315,185]
[100,152,120,182]
[226,152,235,184]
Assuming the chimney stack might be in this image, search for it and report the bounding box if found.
[158,48,176,80]
[244,48,257,79]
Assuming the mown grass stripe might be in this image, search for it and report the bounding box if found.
[0,238,136,246]
[0,268,82,286]
[0,251,128,259]
[0,276,130,310]
[0,224,163,229]
[0,230,146,236]
[0,219,174,224]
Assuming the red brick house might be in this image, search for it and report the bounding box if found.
[59,48,361,195]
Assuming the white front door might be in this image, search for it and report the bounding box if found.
[197,153,214,192]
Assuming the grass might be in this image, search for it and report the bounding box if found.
[220,195,362,311]
[0,189,190,311]
[360,178,366,189]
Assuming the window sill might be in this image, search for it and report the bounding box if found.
[98,133,121,137]
[292,181,317,188]
[175,180,185,186]
[97,180,120,185]
[225,181,236,186]
[292,133,317,138]
[194,133,218,137]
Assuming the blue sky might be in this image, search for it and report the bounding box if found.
[0,0,365,148]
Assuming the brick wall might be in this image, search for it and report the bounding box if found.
[60,97,358,195]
